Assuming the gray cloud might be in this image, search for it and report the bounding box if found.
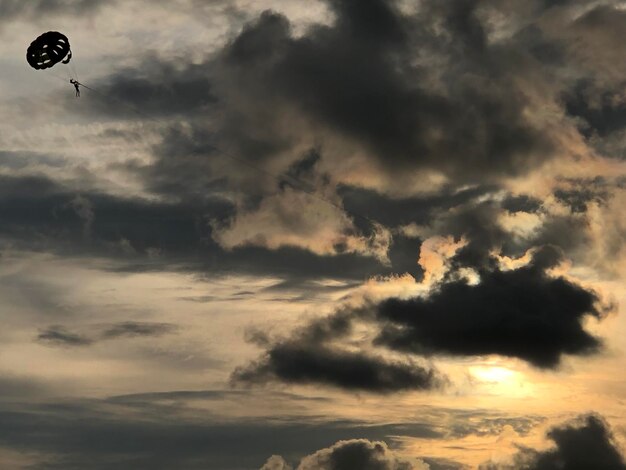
[552,176,613,213]
[338,184,497,229]
[0,376,49,399]
[232,308,446,393]
[282,439,418,470]
[215,1,556,181]
[0,174,395,283]
[261,455,293,470]
[232,343,445,393]
[80,57,218,120]
[237,245,612,393]
[261,413,625,470]
[0,0,109,26]
[65,0,626,201]
[9,0,619,282]
[501,194,543,214]
[37,326,93,347]
[100,321,177,339]
[0,391,542,469]
[0,397,448,469]
[420,457,468,470]
[480,414,626,470]
[37,322,177,348]
[375,246,609,368]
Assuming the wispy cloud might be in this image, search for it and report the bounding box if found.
[37,322,177,347]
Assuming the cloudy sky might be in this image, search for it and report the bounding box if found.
[1,0,626,468]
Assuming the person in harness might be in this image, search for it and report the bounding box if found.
[70,78,80,97]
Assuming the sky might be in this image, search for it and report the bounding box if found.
[0,0,625,468]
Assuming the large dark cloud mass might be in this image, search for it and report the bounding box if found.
[79,0,626,191]
[232,310,444,392]
[232,343,444,393]
[376,246,607,368]
[236,246,610,391]
[481,414,626,470]
[217,0,556,180]
[14,0,621,283]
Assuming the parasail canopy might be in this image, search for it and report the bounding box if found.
[26,31,72,70]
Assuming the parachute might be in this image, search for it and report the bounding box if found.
[26,31,72,70]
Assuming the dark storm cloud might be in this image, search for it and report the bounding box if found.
[35,0,620,278]
[232,342,444,393]
[237,245,611,390]
[72,0,613,195]
[32,0,624,207]
[232,305,445,393]
[217,0,555,180]
[480,414,626,470]
[33,0,620,280]
[376,245,609,368]
[37,322,177,347]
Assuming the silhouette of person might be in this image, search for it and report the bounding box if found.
[70,79,80,97]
